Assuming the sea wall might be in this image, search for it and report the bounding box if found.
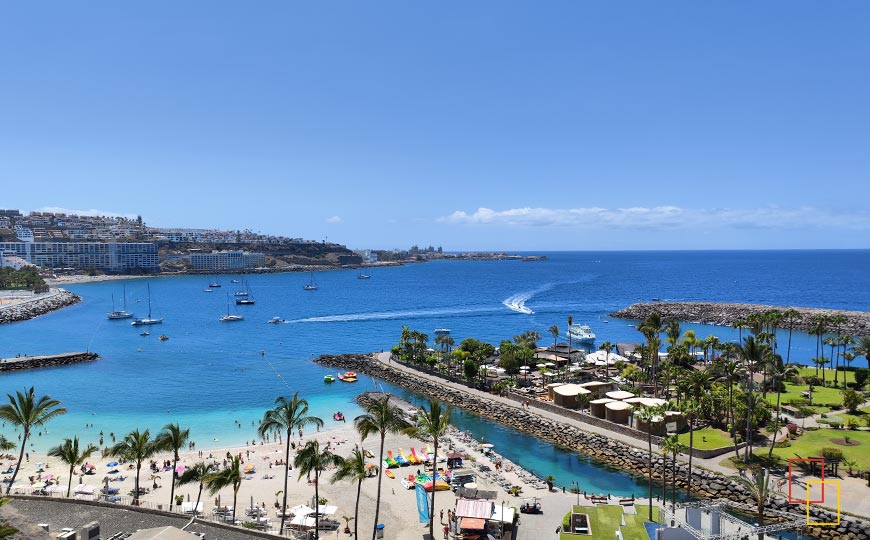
[317,353,869,539]
[610,301,870,336]
[0,289,81,324]
[0,352,99,372]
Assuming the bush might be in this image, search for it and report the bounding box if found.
[774,440,791,448]
[821,448,843,460]
[854,369,869,389]
[846,417,860,430]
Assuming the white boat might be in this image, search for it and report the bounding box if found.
[357,271,370,279]
[567,324,595,344]
[234,279,250,297]
[268,316,285,324]
[131,284,163,326]
[220,294,244,322]
[231,279,240,283]
[209,282,221,288]
[303,272,318,290]
[107,286,134,319]
[203,288,213,292]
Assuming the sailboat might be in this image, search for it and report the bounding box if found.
[233,279,248,297]
[236,280,255,305]
[357,269,371,279]
[131,284,163,326]
[303,272,318,290]
[220,293,244,322]
[107,285,134,319]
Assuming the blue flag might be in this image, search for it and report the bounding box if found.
[415,482,430,523]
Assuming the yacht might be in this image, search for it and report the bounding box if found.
[303,272,319,290]
[131,284,163,326]
[268,316,285,324]
[107,286,134,320]
[209,282,221,288]
[220,294,244,322]
[566,324,596,344]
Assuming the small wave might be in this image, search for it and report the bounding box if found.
[287,306,495,324]
[502,283,557,315]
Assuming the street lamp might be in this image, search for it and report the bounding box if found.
[571,480,580,506]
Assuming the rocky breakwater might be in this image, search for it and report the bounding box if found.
[610,301,870,336]
[317,353,870,539]
[0,352,99,372]
[0,289,81,324]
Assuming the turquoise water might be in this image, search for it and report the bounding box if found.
[2,251,869,496]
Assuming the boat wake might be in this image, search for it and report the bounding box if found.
[502,283,556,315]
[287,306,496,324]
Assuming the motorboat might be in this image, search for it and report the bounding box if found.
[131,284,163,326]
[567,324,596,344]
[140,331,150,336]
[231,279,240,283]
[235,298,255,305]
[209,282,221,288]
[323,375,335,383]
[357,272,370,279]
[203,288,213,292]
[268,317,285,324]
[158,335,169,341]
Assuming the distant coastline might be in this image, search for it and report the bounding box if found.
[610,301,870,335]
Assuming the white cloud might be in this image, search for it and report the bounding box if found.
[35,207,138,219]
[325,215,343,224]
[438,206,870,230]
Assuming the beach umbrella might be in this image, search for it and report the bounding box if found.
[86,464,96,469]
[480,444,494,449]
[44,474,54,480]
[243,464,255,473]
[106,461,118,467]
[175,465,185,475]
[520,365,531,370]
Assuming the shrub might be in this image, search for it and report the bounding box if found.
[774,440,791,448]
[854,369,869,389]
[846,417,860,430]
[821,448,843,460]
[842,388,862,413]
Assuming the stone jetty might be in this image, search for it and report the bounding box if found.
[610,301,870,335]
[0,289,81,324]
[0,352,99,372]
[316,353,870,539]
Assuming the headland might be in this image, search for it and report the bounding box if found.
[610,301,870,335]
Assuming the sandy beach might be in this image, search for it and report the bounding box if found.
[4,422,550,538]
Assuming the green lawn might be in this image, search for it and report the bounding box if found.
[795,367,859,385]
[828,407,870,427]
[764,381,845,411]
[560,505,659,540]
[677,426,734,450]
[757,428,870,469]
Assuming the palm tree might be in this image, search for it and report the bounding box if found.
[855,336,870,371]
[0,387,67,494]
[258,393,324,534]
[206,455,242,524]
[740,336,770,462]
[47,437,97,497]
[682,370,711,492]
[404,400,452,540]
[715,359,744,458]
[634,404,665,521]
[662,434,683,510]
[355,395,408,540]
[599,341,614,378]
[156,423,189,511]
[331,445,371,540]
[664,319,681,348]
[782,309,800,365]
[548,325,559,351]
[730,469,771,540]
[824,336,837,386]
[837,335,854,387]
[0,435,13,452]
[767,363,797,460]
[176,461,217,522]
[104,428,160,505]
[638,313,665,395]
[295,440,344,540]
[809,315,828,376]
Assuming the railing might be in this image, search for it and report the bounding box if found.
[6,487,324,537]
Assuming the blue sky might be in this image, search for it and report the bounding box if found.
[1,2,869,250]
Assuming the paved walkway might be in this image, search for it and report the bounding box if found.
[376,353,870,519]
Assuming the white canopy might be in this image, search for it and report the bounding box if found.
[74,485,96,494]
[490,505,516,523]
[606,390,636,401]
[290,515,316,528]
[46,484,64,493]
[553,384,592,397]
[290,504,315,516]
[315,504,338,515]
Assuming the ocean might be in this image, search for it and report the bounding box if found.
[1,250,868,496]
